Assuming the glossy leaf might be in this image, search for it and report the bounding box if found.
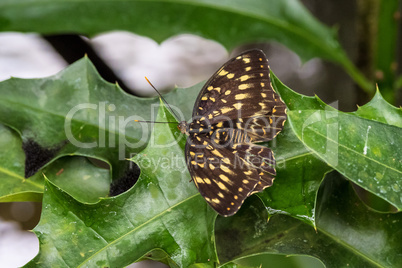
[354,88,402,127]
[273,73,402,211]
[258,124,332,227]
[0,57,331,228]
[216,172,402,267]
[0,124,43,202]
[375,0,400,102]
[43,156,110,204]
[25,104,217,267]
[256,74,333,227]
[0,122,111,203]
[0,0,372,92]
[0,57,199,201]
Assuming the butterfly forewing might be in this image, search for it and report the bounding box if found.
[193,50,275,122]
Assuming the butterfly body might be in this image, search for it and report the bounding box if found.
[178,49,287,216]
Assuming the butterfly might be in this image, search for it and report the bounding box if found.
[177,49,287,216]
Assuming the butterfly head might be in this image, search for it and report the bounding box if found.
[177,121,189,135]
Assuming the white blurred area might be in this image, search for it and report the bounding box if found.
[0,218,39,267]
[90,32,228,96]
[0,32,228,96]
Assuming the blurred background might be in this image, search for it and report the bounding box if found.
[0,0,400,267]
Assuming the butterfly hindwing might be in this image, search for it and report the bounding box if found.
[232,143,276,194]
[185,135,260,216]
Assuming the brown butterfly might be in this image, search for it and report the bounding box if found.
[177,49,287,216]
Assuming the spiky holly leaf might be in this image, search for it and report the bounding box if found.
[216,172,402,267]
[272,72,402,211]
[25,103,217,267]
[353,88,402,127]
[0,57,198,202]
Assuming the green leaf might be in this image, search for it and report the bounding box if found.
[354,88,402,127]
[258,124,332,227]
[375,0,400,102]
[0,123,43,202]
[0,56,333,226]
[25,104,217,267]
[273,73,402,211]
[43,156,110,204]
[0,0,372,92]
[0,57,199,201]
[216,172,402,267]
[255,74,332,227]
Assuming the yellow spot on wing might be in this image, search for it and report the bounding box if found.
[217,181,228,191]
[211,149,223,158]
[219,174,230,183]
[194,177,203,184]
[211,198,220,204]
[220,165,233,174]
[239,84,251,90]
[235,93,250,100]
[227,73,235,79]
[239,75,251,81]
[219,69,228,76]
[221,107,234,114]
[233,103,243,110]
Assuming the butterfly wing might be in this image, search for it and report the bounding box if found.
[232,143,276,194]
[193,50,275,120]
[192,49,286,142]
[185,135,260,216]
[185,49,287,216]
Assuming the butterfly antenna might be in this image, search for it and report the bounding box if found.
[145,77,181,120]
[134,119,177,124]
